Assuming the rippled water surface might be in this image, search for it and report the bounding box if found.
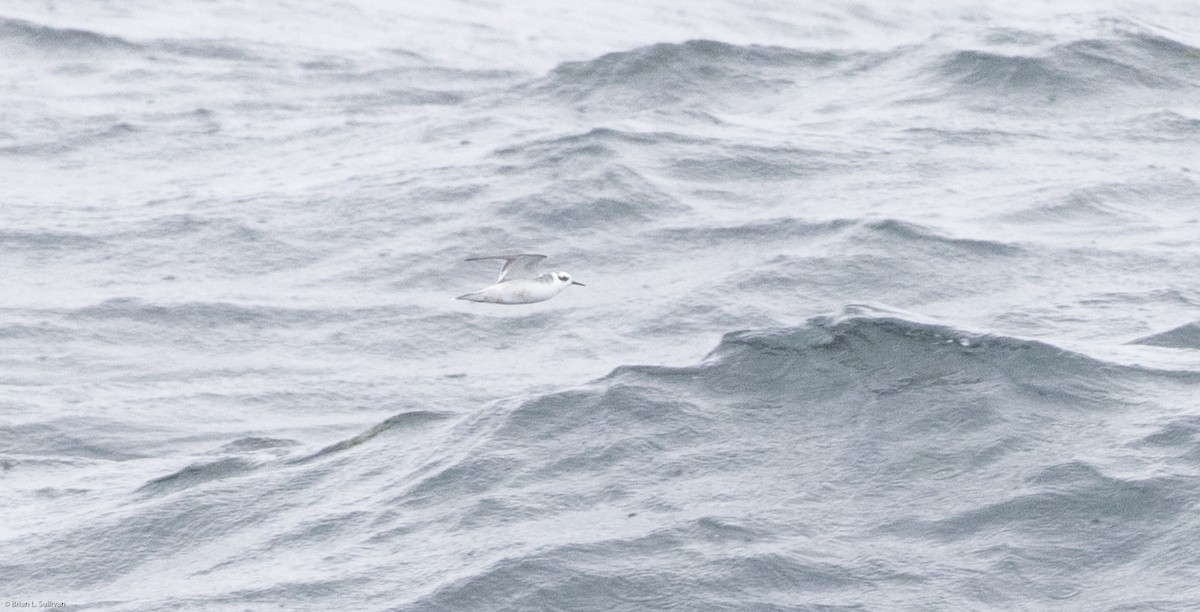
[3,1,1200,610]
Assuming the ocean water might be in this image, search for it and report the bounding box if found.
[3,1,1200,610]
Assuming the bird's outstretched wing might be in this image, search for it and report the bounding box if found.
[465,254,547,283]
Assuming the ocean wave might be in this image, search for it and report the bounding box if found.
[0,121,140,157]
[855,219,1021,255]
[155,39,262,62]
[67,298,352,329]
[1128,110,1200,140]
[495,126,846,184]
[650,220,1025,304]
[138,457,260,496]
[494,164,684,229]
[334,87,466,109]
[0,17,140,54]
[527,39,862,108]
[492,127,706,171]
[665,143,843,182]
[375,309,1200,608]
[0,228,108,252]
[99,213,325,274]
[995,174,1199,229]
[518,25,1200,116]
[881,459,1188,540]
[293,410,454,464]
[652,217,1019,259]
[401,306,1187,506]
[1131,321,1200,349]
[495,127,707,157]
[610,307,1137,396]
[931,29,1200,102]
[654,217,855,244]
[0,421,146,461]
[408,527,895,611]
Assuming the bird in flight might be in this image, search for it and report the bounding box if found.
[457,254,585,304]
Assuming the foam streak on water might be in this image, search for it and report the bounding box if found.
[3,1,1200,610]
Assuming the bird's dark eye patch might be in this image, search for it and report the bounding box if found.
[558,274,569,281]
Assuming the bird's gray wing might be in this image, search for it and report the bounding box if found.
[465,254,547,283]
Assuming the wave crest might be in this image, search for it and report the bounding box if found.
[0,18,139,53]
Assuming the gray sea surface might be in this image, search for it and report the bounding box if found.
[3,1,1200,610]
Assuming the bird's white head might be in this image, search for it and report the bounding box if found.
[553,271,586,288]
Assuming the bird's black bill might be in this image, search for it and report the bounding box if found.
[572,281,586,286]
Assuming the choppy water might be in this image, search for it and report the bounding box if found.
[3,1,1200,610]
